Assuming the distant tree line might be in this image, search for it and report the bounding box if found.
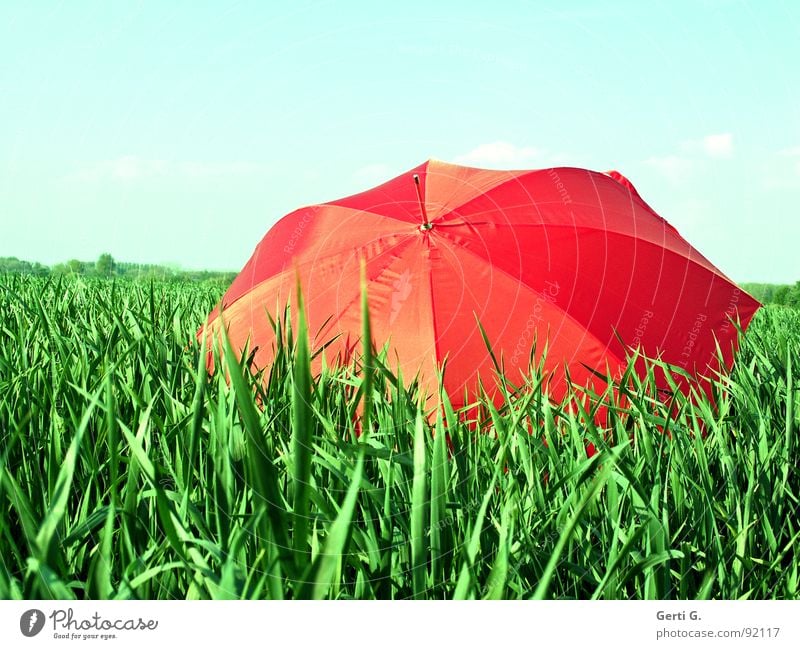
[740,282,800,308]
[2,255,797,305]
[0,254,237,285]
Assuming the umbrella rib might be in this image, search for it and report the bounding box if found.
[436,224,741,368]
[427,167,578,225]
[425,240,442,391]
[213,232,419,320]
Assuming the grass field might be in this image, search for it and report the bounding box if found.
[1,274,799,599]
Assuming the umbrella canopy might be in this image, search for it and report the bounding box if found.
[204,159,759,407]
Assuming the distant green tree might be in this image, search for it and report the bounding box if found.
[66,259,83,275]
[773,286,790,306]
[96,253,115,277]
[786,282,800,309]
[0,257,36,273]
[0,254,236,283]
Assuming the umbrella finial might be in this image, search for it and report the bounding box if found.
[413,174,431,230]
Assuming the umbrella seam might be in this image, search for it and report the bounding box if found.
[434,234,627,373]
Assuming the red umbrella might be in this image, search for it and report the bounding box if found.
[204,159,759,409]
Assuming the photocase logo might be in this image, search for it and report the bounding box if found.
[20,609,45,637]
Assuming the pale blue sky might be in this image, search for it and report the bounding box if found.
[1,1,798,281]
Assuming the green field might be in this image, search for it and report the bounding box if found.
[1,274,799,599]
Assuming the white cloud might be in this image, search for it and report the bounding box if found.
[761,147,800,188]
[680,133,734,159]
[454,141,543,168]
[644,154,695,184]
[351,145,565,185]
[762,171,800,189]
[65,156,269,183]
[176,161,268,178]
[701,133,733,158]
[352,163,394,187]
[646,133,733,183]
[65,156,168,182]
[113,156,167,180]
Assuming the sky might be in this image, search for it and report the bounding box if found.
[1,0,798,282]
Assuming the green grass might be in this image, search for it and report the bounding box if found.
[1,273,799,599]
